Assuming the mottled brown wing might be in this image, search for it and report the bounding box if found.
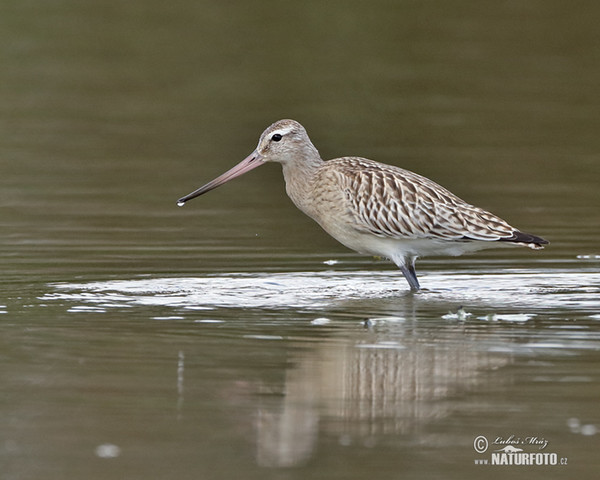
[330,157,516,241]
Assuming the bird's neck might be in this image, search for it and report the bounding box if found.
[280,149,323,215]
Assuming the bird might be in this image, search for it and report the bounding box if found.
[177,119,548,291]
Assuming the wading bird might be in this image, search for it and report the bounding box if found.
[178,119,547,291]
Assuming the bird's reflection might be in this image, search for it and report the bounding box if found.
[253,320,509,467]
[255,355,320,468]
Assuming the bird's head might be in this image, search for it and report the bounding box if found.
[177,119,317,205]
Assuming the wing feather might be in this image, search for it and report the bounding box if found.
[330,157,516,242]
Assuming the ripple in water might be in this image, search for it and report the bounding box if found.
[42,269,600,312]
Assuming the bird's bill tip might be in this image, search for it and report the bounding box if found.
[176,151,264,205]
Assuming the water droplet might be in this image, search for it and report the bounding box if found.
[567,417,580,432]
[177,201,185,207]
[581,424,597,436]
[311,317,331,325]
[95,444,121,458]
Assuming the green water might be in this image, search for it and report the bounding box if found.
[1,1,599,479]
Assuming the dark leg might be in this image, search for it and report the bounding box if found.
[399,260,420,292]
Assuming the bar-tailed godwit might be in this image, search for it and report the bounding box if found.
[178,119,547,291]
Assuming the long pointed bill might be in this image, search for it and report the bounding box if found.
[177,151,264,206]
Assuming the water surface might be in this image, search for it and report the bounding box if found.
[1,1,599,479]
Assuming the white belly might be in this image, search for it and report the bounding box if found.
[316,219,505,265]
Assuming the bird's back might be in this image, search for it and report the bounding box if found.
[311,156,545,248]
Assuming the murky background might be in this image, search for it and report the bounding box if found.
[1,1,599,479]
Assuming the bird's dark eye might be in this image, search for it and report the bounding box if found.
[271,133,282,142]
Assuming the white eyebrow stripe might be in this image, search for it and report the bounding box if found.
[272,125,295,136]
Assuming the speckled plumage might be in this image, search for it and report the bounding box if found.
[178,119,548,291]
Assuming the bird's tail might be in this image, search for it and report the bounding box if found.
[499,231,549,249]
